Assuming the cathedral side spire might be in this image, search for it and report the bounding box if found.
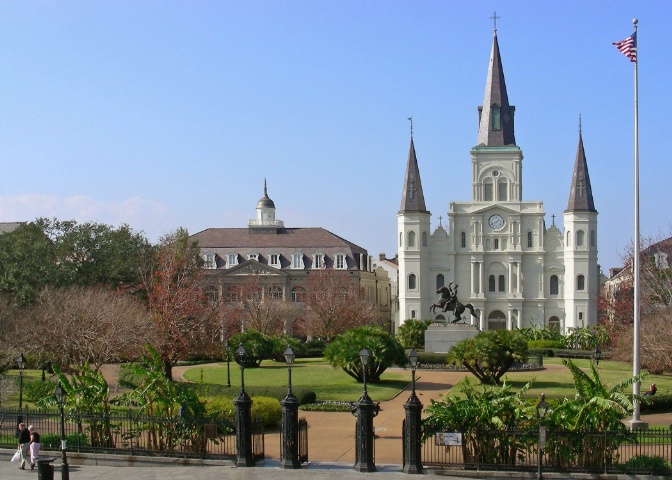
[399,135,428,213]
[566,128,596,212]
[477,30,516,146]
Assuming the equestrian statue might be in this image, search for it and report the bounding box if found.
[429,282,478,324]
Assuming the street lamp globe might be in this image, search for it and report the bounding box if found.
[283,346,296,365]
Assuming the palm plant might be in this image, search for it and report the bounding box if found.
[543,359,645,469]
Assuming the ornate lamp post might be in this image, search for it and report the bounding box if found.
[233,344,254,467]
[225,341,231,387]
[54,382,70,480]
[17,353,25,427]
[536,393,549,480]
[352,348,378,472]
[593,345,601,366]
[403,349,423,474]
[280,346,301,469]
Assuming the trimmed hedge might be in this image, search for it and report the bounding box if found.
[640,394,672,413]
[528,340,563,349]
[188,383,316,406]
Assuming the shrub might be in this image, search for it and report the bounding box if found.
[40,432,89,449]
[303,338,326,357]
[300,401,353,412]
[619,455,672,475]
[23,380,57,402]
[417,352,448,365]
[191,384,316,406]
[268,335,304,362]
[202,395,281,427]
[527,340,563,349]
[251,396,282,427]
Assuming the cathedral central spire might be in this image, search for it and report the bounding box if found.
[477,30,516,146]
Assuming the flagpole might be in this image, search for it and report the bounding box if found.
[631,18,643,425]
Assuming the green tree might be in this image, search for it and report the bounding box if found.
[229,329,276,367]
[323,325,407,383]
[0,218,151,306]
[396,319,432,348]
[446,330,528,384]
[0,222,57,305]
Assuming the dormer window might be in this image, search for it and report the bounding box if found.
[269,253,281,268]
[248,253,259,261]
[203,253,216,269]
[291,253,304,269]
[313,253,325,269]
[227,253,238,268]
[335,253,346,269]
[655,252,669,269]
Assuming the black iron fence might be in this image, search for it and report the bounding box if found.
[0,407,264,461]
[422,427,672,476]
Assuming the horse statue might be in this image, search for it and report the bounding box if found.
[430,283,478,324]
[429,284,455,313]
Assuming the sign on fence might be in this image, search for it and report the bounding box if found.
[436,432,462,446]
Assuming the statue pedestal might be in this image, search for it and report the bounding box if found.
[425,323,479,353]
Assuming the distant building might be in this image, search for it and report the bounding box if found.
[397,29,599,333]
[604,236,672,313]
[189,182,392,333]
[372,253,399,330]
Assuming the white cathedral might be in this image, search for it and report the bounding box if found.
[397,29,598,334]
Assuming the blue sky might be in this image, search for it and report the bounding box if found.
[1,1,670,273]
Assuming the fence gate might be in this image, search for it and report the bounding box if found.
[299,418,308,463]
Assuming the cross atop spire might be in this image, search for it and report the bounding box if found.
[490,11,500,32]
[408,116,413,138]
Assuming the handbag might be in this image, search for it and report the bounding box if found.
[11,448,21,462]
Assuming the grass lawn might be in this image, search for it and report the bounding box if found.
[446,357,672,400]
[182,359,411,402]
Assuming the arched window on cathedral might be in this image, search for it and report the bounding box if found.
[590,230,596,247]
[566,231,571,246]
[498,275,506,292]
[399,232,403,247]
[488,275,496,292]
[461,232,466,248]
[498,179,507,201]
[527,231,533,248]
[576,230,585,247]
[577,275,585,291]
[550,275,559,295]
[408,274,417,290]
[408,231,416,247]
[549,316,560,332]
[422,231,428,247]
[484,181,494,201]
[436,274,444,289]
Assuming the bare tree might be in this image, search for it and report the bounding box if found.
[142,229,221,380]
[302,270,379,341]
[7,285,154,375]
[220,276,301,335]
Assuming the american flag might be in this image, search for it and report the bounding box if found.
[613,32,637,63]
